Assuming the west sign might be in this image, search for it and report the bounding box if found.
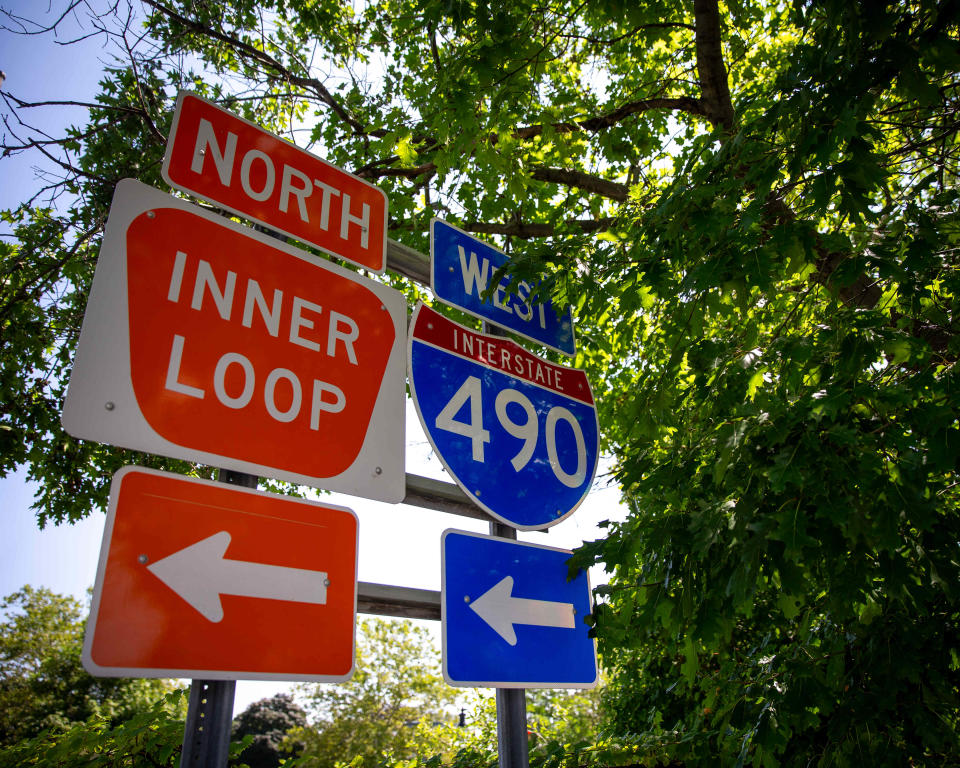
[62,179,406,502]
[163,91,388,273]
[84,467,358,681]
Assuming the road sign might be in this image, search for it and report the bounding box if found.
[431,219,576,356]
[62,179,406,502]
[163,91,388,273]
[441,530,598,688]
[408,302,599,530]
[83,466,358,681]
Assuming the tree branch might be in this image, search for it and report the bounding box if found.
[463,218,616,238]
[557,21,696,46]
[509,97,707,143]
[141,0,370,136]
[693,0,736,129]
[531,167,629,201]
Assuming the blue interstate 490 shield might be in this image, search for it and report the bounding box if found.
[409,303,598,530]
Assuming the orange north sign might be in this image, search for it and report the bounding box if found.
[83,467,358,680]
[162,91,388,273]
[62,180,406,502]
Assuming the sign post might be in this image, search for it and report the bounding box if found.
[178,468,257,768]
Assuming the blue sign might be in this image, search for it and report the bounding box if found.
[431,219,576,357]
[409,303,599,531]
[441,530,598,688]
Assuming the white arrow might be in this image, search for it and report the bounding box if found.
[467,575,576,646]
[146,531,328,622]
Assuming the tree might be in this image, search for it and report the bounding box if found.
[2,1,960,765]
[232,694,308,768]
[0,688,189,768]
[291,618,459,768]
[0,586,183,746]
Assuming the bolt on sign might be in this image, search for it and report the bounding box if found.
[62,179,406,501]
[162,91,388,273]
[83,467,358,681]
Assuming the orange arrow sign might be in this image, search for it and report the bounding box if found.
[83,467,358,681]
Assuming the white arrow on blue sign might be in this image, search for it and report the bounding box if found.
[441,529,598,688]
[430,219,576,357]
[408,302,599,531]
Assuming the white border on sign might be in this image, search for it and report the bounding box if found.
[429,218,577,358]
[162,90,388,274]
[61,179,406,503]
[82,466,359,682]
[440,528,598,689]
[407,301,599,531]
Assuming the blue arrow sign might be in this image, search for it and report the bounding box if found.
[442,530,598,688]
[431,219,576,357]
[409,303,599,531]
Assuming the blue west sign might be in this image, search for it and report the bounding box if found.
[409,303,599,531]
[441,530,598,688]
[430,219,576,357]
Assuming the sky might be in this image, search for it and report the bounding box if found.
[0,2,626,716]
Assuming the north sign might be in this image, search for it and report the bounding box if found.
[62,179,406,502]
[83,467,358,681]
[409,302,599,530]
[441,530,598,688]
[431,219,576,356]
[163,91,388,273]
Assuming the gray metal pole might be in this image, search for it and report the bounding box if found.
[480,319,530,768]
[490,520,530,768]
[179,469,257,768]
[180,679,237,768]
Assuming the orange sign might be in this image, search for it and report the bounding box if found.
[83,467,358,680]
[62,180,406,502]
[163,91,387,273]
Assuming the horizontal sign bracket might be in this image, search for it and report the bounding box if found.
[404,473,496,523]
[357,581,440,621]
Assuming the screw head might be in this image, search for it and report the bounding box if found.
[105,401,115,411]
[146,210,155,219]
[374,466,383,475]
[138,554,148,564]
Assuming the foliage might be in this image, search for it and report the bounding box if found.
[232,693,308,768]
[0,586,182,746]
[394,685,604,767]
[0,688,188,767]
[2,0,960,765]
[290,618,459,768]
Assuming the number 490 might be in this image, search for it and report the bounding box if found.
[434,376,587,489]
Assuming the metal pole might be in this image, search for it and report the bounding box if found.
[180,679,237,767]
[179,469,257,767]
[490,520,530,768]
[480,319,530,768]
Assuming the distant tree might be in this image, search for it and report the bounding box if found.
[292,618,458,768]
[232,693,308,768]
[0,586,182,745]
